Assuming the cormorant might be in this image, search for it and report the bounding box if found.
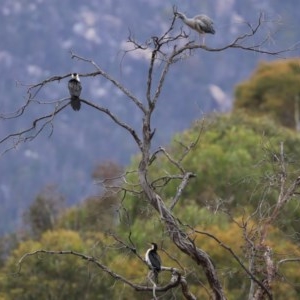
[68,73,82,111]
[145,242,161,284]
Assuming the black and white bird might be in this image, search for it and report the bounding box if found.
[145,242,161,284]
[175,11,215,44]
[68,73,82,111]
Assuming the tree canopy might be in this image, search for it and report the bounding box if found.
[234,58,300,130]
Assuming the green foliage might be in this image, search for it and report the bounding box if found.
[0,230,115,300]
[234,58,300,129]
[127,113,300,218]
[3,216,300,299]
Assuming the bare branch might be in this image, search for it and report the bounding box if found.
[177,120,205,164]
[80,98,143,151]
[150,147,185,172]
[277,257,300,267]
[151,174,186,189]
[16,249,198,298]
[70,52,146,114]
[146,14,178,107]
[260,143,300,244]
[0,103,68,155]
[170,172,196,210]
[192,228,272,300]
[27,75,70,92]
[108,232,145,263]
[160,248,186,271]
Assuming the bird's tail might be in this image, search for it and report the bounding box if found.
[153,270,159,284]
[70,96,81,111]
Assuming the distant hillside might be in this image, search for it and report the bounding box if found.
[0,0,299,234]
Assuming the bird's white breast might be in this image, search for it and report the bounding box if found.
[145,248,151,266]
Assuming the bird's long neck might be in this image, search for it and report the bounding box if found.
[178,13,194,27]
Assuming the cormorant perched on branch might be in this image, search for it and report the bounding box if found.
[145,242,161,284]
[68,73,82,111]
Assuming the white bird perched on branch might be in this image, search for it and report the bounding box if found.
[175,11,215,44]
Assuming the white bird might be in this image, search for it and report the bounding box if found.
[175,11,215,44]
[68,73,82,111]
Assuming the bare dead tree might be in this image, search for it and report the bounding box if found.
[1,9,297,300]
[233,142,300,300]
